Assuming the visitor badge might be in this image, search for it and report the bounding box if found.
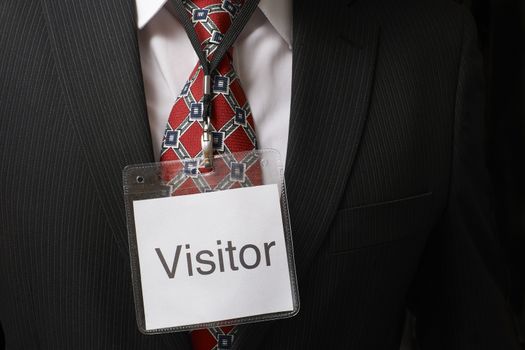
[123,149,299,334]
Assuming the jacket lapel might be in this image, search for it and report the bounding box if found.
[232,1,380,348]
[39,0,154,256]
[285,1,380,280]
[40,1,191,347]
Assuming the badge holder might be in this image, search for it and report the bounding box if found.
[123,149,299,334]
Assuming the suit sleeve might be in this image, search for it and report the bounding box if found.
[409,8,522,350]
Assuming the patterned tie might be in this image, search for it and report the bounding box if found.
[160,0,260,199]
[160,0,257,348]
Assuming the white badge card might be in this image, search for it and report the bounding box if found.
[123,150,299,334]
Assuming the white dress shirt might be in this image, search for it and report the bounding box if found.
[136,0,292,163]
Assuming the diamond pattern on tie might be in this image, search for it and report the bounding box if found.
[160,0,257,195]
[159,1,258,348]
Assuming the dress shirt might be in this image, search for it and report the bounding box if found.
[136,0,293,163]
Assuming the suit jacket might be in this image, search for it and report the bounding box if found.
[0,0,520,349]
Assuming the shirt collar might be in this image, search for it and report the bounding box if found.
[135,0,292,48]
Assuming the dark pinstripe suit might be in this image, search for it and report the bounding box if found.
[0,0,521,349]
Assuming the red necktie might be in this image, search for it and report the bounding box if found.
[160,0,259,196]
[160,1,257,348]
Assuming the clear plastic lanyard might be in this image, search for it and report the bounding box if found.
[123,149,299,334]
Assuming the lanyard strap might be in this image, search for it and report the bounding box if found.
[168,0,261,169]
[169,0,261,76]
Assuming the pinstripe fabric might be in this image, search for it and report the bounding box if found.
[0,0,187,348]
[38,0,156,257]
[0,0,520,349]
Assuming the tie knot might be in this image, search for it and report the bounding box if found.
[187,0,244,53]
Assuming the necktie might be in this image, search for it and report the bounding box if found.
[160,1,257,348]
[160,0,259,198]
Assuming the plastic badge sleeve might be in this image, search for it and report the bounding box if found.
[123,149,299,334]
